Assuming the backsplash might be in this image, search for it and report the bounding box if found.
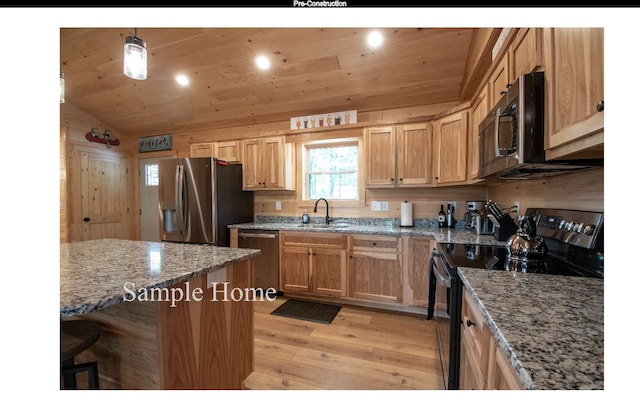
[255,215,466,229]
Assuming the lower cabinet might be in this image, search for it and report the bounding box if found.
[460,284,524,390]
[279,231,347,297]
[348,235,402,304]
[402,236,434,307]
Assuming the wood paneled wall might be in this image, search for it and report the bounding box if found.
[60,103,139,242]
[486,168,604,213]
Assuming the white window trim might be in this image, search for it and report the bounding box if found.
[298,137,365,208]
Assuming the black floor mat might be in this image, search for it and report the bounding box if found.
[270,299,341,324]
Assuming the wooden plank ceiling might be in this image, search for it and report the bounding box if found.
[61,27,481,138]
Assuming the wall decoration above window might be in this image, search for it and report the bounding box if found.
[138,134,172,153]
[291,110,357,130]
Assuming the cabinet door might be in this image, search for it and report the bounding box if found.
[546,28,604,152]
[242,139,263,189]
[349,250,402,303]
[190,143,214,157]
[434,111,468,186]
[403,237,433,307]
[460,331,486,390]
[486,338,523,390]
[262,137,285,188]
[214,140,241,163]
[396,123,432,186]
[510,27,541,79]
[365,126,396,186]
[488,55,510,110]
[469,85,488,182]
[460,286,489,389]
[311,248,346,297]
[280,246,311,292]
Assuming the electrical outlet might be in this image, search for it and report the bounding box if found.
[514,201,520,216]
[448,201,457,213]
[381,201,389,211]
[371,201,381,211]
[275,201,282,211]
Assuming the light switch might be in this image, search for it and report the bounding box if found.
[381,201,389,211]
[371,201,381,211]
[275,201,282,210]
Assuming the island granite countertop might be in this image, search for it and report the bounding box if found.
[458,267,604,390]
[60,239,260,316]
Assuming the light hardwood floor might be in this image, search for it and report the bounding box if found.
[244,296,445,390]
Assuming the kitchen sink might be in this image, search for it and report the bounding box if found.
[295,223,350,229]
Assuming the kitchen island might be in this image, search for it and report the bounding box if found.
[458,267,604,390]
[60,239,261,389]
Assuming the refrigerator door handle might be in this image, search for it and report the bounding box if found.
[175,164,185,235]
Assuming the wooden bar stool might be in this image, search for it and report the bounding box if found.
[60,319,101,389]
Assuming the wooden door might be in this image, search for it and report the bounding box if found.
[396,123,432,186]
[547,28,604,150]
[280,246,310,292]
[349,250,402,303]
[242,139,262,189]
[214,140,241,163]
[80,150,129,241]
[488,55,510,109]
[365,126,396,186]
[469,86,488,182]
[262,137,285,189]
[310,248,346,297]
[434,111,468,186]
[403,237,433,307]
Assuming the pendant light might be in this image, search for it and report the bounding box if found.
[124,28,147,80]
[60,70,65,103]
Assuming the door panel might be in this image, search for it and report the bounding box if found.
[80,151,128,241]
[139,157,169,241]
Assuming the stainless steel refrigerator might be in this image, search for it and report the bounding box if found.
[158,158,253,246]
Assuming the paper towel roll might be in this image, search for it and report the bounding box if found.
[400,201,413,227]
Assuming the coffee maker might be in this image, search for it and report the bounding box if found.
[463,201,494,235]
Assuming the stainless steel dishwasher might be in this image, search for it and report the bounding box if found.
[238,230,281,295]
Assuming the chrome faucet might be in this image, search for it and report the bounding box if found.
[313,198,331,225]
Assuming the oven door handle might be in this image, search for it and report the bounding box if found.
[431,253,451,289]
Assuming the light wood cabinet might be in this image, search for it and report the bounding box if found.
[543,28,604,159]
[364,123,432,187]
[434,111,468,186]
[348,235,402,304]
[488,54,510,110]
[242,136,295,190]
[279,232,347,297]
[510,27,542,79]
[468,85,488,182]
[402,237,434,307]
[190,140,241,163]
[460,284,524,390]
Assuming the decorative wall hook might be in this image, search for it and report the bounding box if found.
[85,128,120,148]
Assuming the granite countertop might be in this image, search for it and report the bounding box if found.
[229,222,504,246]
[60,239,260,317]
[458,268,604,390]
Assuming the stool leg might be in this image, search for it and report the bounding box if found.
[61,358,77,389]
[87,362,99,389]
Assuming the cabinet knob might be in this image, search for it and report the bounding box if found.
[372,242,377,246]
[399,177,403,181]
[506,83,512,88]
[500,90,507,96]
[466,319,476,328]
[83,217,90,222]
[390,178,395,182]
[435,176,439,180]
[596,100,604,112]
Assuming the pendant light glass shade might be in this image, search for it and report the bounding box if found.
[60,70,65,103]
[124,34,147,80]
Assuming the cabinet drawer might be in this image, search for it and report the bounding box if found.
[280,232,347,249]
[462,288,488,368]
[350,234,399,252]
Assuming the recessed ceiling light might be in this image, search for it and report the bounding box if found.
[175,74,190,86]
[366,31,384,49]
[255,55,271,71]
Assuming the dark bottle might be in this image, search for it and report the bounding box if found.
[438,205,446,228]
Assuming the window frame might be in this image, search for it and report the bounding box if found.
[298,137,365,208]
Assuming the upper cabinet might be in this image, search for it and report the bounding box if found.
[434,111,468,186]
[364,123,433,188]
[543,28,604,159]
[190,140,241,163]
[511,27,542,80]
[469,85,488,182]
[242,136,295,191]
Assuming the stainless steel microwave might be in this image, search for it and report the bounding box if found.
[478,71,600,179]
[478,72,545,179]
